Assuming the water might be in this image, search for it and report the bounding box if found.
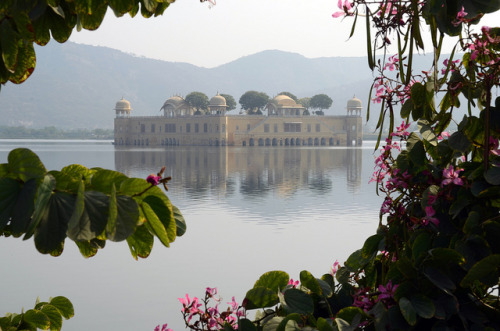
[0,140,383,330]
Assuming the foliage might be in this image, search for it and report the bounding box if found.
[239,91,270,115]
[169,0,500,330]
[0,296,74,331]
[310,94,333,111]
[0,0,185,89]
[0,126,113,139]
[277,91,298,102]
[186,92,210,112]
[0,148,186,258]
[297,97,311,109]
[220,93,237,111]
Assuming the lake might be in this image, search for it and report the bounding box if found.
[0,140,383,330]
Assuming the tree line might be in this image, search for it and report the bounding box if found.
[184,91,333,115]
[0,126,114,139]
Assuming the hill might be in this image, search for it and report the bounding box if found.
[0,42,418,130]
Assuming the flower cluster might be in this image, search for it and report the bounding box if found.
[177,288,245,330]
[145,166,172,191]
[353,281,398,312]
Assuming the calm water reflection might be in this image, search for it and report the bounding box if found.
[0,141,382,331]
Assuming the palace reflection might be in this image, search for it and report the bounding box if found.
[114,147,362,199]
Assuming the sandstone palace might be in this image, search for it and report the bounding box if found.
[113,94,363,147]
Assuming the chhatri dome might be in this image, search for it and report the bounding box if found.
[347,95,362,116]
[114,97,132,117]
[209,93,227,107]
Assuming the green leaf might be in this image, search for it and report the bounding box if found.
[238,318,257,331]
[8,148,47,181]
[335,266,350,284]
[143,194,175,242]
[24,175,56,240]
[90,169,127,194]
[316,317,335,331]
[400,99,414,118]
[1,19,19,73]
[398,297,417,326]
[49,296,74,319]
[423,266,455,293]
[10,178,37,236]
[345,249,369,272]
[40,304,63,331]
[283,289,314,315]
[463,211,481,234]
[299,270,322,295]
[142,201,170,247]
[23,309,50,329]
[262,317,284,331]
[277,313,302,331]
[461,254,500,287]
[0,177,21,230]
[254,271,289,292]
[409,140,426,166]
[172,205,186,236]
[34,192,75,255]
[485,167,500,185]
[244,286,278,310]
[361,234,383,259]
[412,232,431,264]
[127,224,154,260]
[69,190,109,241]
[410,294,435,319]
[335,307,365,329]
[448,131,471,153]
[106,185,139,242]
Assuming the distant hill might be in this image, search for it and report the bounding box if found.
[0,42,435,130]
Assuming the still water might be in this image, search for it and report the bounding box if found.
[0,140,383,330]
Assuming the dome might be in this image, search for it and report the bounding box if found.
[347,96,362,109]
[273,95,297,107]
[114,98,131,111]
[210,94,227,107]
[163,95,185,108]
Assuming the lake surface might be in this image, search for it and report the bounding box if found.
[0,140,383,330]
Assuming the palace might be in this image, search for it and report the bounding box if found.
[113,94,363,147]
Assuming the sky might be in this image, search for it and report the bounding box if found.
[69,0,500,68]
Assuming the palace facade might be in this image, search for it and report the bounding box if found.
[113,94,363,147]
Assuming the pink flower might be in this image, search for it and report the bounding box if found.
[391,121,411,137]
[441,165,464,187]
[288,279,299,287]
[228,296,239,311]
[331,260,340,275]
[378,281,398,301]
[178,293,191,310]
[437,131,450,140]
[332,0,353,18]
[422,205,439,226]
[490,137,500,156]
[206,287,217,297]
[384,54,399,71]
[147,174,161,185]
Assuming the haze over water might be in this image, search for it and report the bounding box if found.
[0,140,382,330]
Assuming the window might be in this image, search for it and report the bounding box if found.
[274,124,278,132]
[216,124,219,132]
[247,124,250,131]
[264,124,270,133]
[284,123,301,132]
[141,124,145,133]
[316,124,320,132]
[195,123,199,133]
[222,124,225,133]
[165,124,176,133]
[308,124,311,132]
[236,125,239,131]
[186,123,191,133]
[151,124,155,133]
[204,123,208,132]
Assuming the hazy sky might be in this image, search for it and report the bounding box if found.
[68,0,500,68]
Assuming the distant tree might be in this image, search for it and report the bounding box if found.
[239,91,269,115]
[220,94,237,111]
[277,91,298,102]
[310,94,333,114]
[185,92,209,113]
[298,97,311,109]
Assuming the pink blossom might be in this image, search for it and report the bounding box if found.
[380,197,392,214]
[206,287,217,297]
[332,0,353,18]
[422,206,439,226]
[490,137,500,156]
[228,296,239,311]
[146,174,161,185]
[288,279,299,287]
[437,131,450,140]
[178,293,192,310]
[331,260,340,275]
[378,281,398,301]
[384,54,399,71]
[452,6,468,27]
[391,121,411,137]
[441,165,464,187]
